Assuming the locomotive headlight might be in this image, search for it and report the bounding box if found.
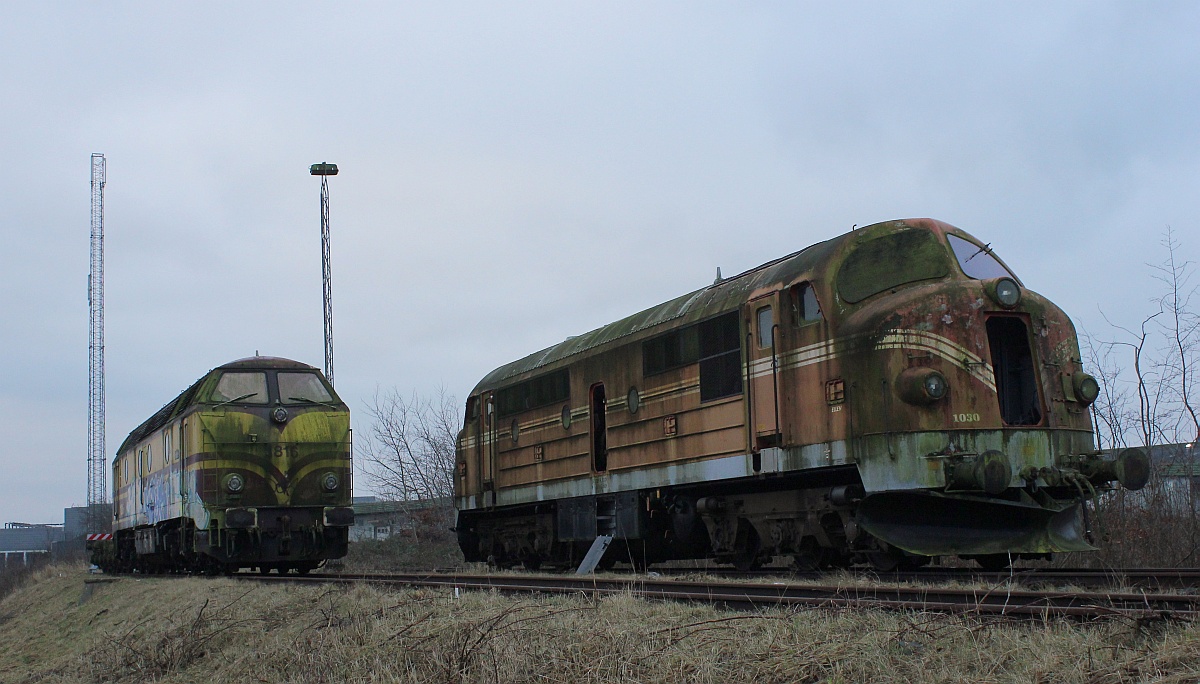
[1073,372,1100,406]
[897,367,949,405]
[923,372,947,401]
[321,472,339,492]
[988,277,1022,308]
[225,473,245,493]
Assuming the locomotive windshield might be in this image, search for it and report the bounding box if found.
[279,372,335,404]
[836,229,950,303]
[947,234,1018,281]
[210,372,268,403]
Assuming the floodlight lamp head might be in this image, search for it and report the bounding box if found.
[310,162,339,176]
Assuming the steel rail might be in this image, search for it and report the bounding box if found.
[429,564,1200,589]
[233,571,1200,620]
[779,567,1200,590]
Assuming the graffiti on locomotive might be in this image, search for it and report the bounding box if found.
[89,357,354,575]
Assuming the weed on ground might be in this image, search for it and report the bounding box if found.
[1,563,1197,683]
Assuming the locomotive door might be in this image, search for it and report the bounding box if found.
[748,292,782,450]
[177,420,188,513]
[480,392,497,508]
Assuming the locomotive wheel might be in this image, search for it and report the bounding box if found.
[864,539,905,572]
[792,537,834,572]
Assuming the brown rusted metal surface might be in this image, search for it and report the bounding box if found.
[454,219,1141,569]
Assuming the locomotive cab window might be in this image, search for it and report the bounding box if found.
[279,372,334,404]
[836,229,950,303]
[210,372,269,404]
[756,306,774,349]
[789,282,823,325]
[948,234,1018,281]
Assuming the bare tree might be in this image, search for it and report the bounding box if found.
[1074,227,1200,567]
[1150,227,1200,445]
[359,387,460,528]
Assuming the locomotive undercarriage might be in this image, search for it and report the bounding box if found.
[92,508,349,575]
[455,463,1113,572]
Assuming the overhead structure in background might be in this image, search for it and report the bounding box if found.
[87,153,108,534]
[310,162,338,387]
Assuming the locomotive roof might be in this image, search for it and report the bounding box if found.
[115,356,320,458]
[472,226,861,392]
[473,218,975,393]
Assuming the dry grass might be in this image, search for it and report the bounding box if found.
[1,563,1198,683]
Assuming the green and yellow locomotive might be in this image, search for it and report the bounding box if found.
[91,357,353,574]
[454,218,1150,571]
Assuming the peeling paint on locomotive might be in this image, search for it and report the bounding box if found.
[453,219,1149,571]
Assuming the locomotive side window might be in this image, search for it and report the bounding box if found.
[836,229,950,303]
[699,311,743,401]
[756,306,774,349]
[643,327,700,376]
[789,282,823,325]
[279,372,334,404]
[495,369,570,417]
[465,396,480,426]
[948,234,1017,281]
[211,372,268,404]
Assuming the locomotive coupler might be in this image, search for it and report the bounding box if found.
[943,450,1011,495]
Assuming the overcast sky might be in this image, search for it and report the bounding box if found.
[1,2,1197,526]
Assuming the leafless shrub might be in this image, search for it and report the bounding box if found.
[359,387,459,529]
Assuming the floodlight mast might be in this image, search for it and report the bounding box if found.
[87,153,109,535]
[310,162,338,387]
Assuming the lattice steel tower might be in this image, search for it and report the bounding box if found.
[310,162,338,386]
[87,153,108,532]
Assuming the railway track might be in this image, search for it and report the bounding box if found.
[233,570,1200,620]
[740,566,1200,590]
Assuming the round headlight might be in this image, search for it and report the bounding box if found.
[272,407,289,423]
[923,372,947,400]
[993,278,1021,308]
[896,367,949,405]
[226,473,245,493]
[321,472,339,492]
[1073,372,1100,406]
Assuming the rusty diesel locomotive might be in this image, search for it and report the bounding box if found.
[453,219,1150,571]
[90,357,354,574]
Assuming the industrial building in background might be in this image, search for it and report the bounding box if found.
[310,162,338,387]
[86,153,109,535]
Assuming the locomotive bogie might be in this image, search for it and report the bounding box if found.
[455,219,1149,570]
